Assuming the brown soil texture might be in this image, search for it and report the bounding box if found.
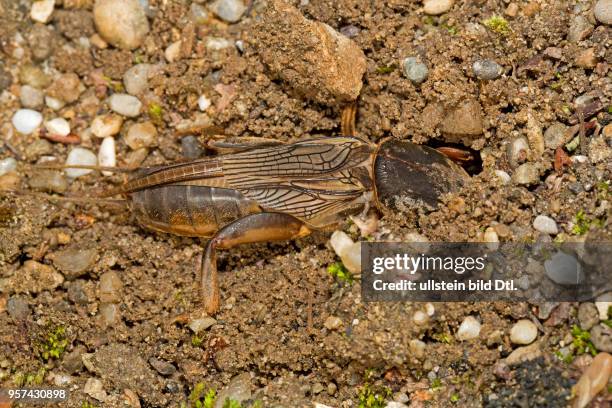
[0,0,611,407]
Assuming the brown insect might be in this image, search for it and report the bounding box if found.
[18,106,469,315]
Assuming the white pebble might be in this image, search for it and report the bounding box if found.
[329,230,361,273]
[484,227,500,250]
[533,215,558,235]
[0,158,17,177]
[30,0,55,24]
[494,170,511,185]
[413,310,428,325]
[12,109,43,135]
[45,96,65,111]
[510,319,538,345]
[91,114,123,138]
[164,41,182,63]
[198,95,212,111]
[65,147,97,179]
[108,94,142,117]
[456,316,481,341]
[98,137,116,176]
[423,0,454,15]
[44,117,70,137]
[595,294,611,320]
[425,303,435,316]
[209,0,247,23]
[123,64,152,95]
[206,37,233,51]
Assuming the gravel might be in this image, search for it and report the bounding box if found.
[65,147,97,178]
[568,15,593,42]
[47,73,83,103]
[214,373,252,408]
[30,0,55,24]
[109,94,143,117]
[198,95,212,111]
[532,215,558,234]
[456,316,481,340]
[472,59,503,80]
[423,0,454,15]
[506,137,530,168]
[0,158,17,177]
[512,163,539,185]
[93,0,150,50]
[19,85,44,109]
[123,64,153,95]
[209,0,247,23]
[510,319,538,345]
[402,56,429,84]
[578,303,600,331]
[590,324,612,352]
[181,135,202,159]
[324,316,343,330]
[188,316,217,333]
[544,122,568,150]
[544,251,583,285]
[98,137,116,176]
[27,170,68,193]
[125,121,157,149]
[7,296,30,320]
[594,0,612,25]
[12,109,43,135]
[44,117,71,137]
[439,99,484,138]
[91,114,123,138]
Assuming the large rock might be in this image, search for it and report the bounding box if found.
[93,0,149,50]
[251,0,366,105]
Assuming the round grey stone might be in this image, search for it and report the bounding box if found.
[472,59,503,80]
[402,57,429,84]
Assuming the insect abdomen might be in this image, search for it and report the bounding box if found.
[132,185,261,237]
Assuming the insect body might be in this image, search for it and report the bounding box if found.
[99,136,468,314]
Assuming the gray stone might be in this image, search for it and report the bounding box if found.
[472,59,503,80]
[590,324,612,352]
[544,251,583,285]
[512,163,539,185]
[51,248,98,279]
[594,0,612,25]
[188,316,217,333]
[20,85,44,109]
[533,215,558,234]
[402,56,429,84]
[7,296,30,320]
[123,64,152,95]
[148,357,176,376]
[544,122,568,150]
[209,0,247,23]
[181,136,202,159]
[67,280,90,305]
[578,303,600,331]
[214,373,251,408]
[109,94,142,117]
[568,15,593,42]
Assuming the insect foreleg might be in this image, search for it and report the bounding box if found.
[201,212,312,315]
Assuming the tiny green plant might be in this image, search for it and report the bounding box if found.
[191,334,204,347]
[571,325,597,356]
[376,64,396,74]
[430,378,443,392]
[357,383,390,408]
[483,16,510,35]
[148,102,164,123]
[187,383,216,408]
[571,210,604,235]
[82,402,96,408]
[222,398,244,408]
[39,326,68,361]
[328,262,354,284]
[450,393,460,403]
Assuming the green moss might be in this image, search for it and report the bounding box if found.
[597,181,609,200]
[148,103,164,123]
[38,326,68,361]
[483,16,510,35]
[376,64,396,74]
[571,210,604,235]
[82,402,97,408]
[432,332,453,344]
[430,378,443,392]
[357,383,390,408]
[571,325,597,356]
[222,399,244,408]
[13,367,46,387]
[191,334,204,347]
[328,262,354,285]
[450,393,460,403]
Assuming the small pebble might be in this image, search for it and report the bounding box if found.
[164,41,182,63]
[409,339,426,359]
[45,96,65,111]
[19,85,44,109]
[544,251,583,285]
[12,109,43,135]
[402,56,428,84]
[13,261,64,293]
[181,135,202,159]
[510,319,538,345]
[209,0,247,23]
[575,48,597,69]
[30,0,55,24]
[506,137,530,168]
[148,358,176,376]
[423,0,454,15]
[98,137,116,176]
[512,163,539,185]
[28,170,68,193]
[52,247,98,278]
[190,3,209,24]
[568,15,593,42]
[93,0,150,50]
[578,303,600,331]
[65,147,97,178]
[329,231,361,273]
[456,316,481,341]
[99,271,122,303]
[324,316,343,330]
[44,117,71,137]
[440,99,484,137]
[494,170,511,185]
[19,65,50,89]
[590,325,612,352]
[99,302,121,327]
[7,296,30,320]
[544,122,568,150]
[340,25,360,38]
[84,378,107,402]
[213,373,251,408]
[533,215,558,235]
[125,122,157,149]
[595,296,611,320]
[46,73,83,103]
[123,64,152,95]
[91,114,123,138]
[188,316,217,333]
[198,95,212,111]
[594,0,612,25]
[483,227,499,250]
[0,158,17,177]
[472,59,503,80]
[109,94,142,117]
[413,310,428,325]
